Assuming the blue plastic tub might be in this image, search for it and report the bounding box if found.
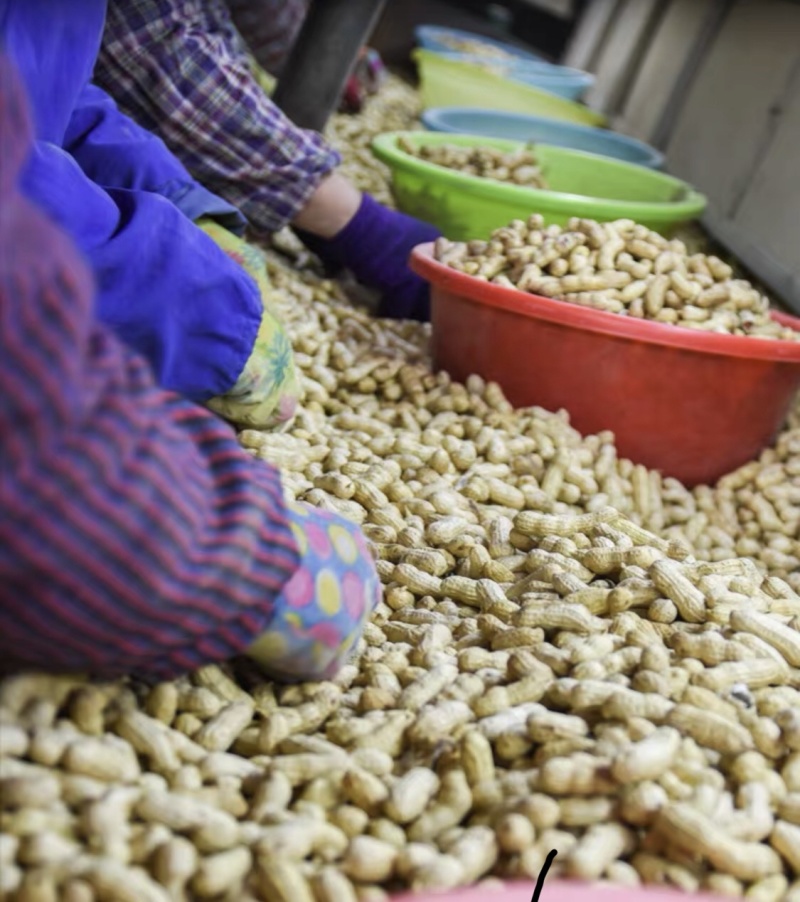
[427,50,594,100]
[421,107,664,170]
[415,24,546,64]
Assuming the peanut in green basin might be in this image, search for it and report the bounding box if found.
[372,131,707,240]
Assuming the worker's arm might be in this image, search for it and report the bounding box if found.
[295,184,440,322]
[96,0,339,234]
[95,0,439,321]
[20,139,262,404]
[64,82,246,232]
[0,54,378,681]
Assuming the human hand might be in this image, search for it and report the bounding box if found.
[246,498,381,681]
[297,193,440,321]
[197,219,300,430]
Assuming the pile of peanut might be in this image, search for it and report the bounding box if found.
[325,75,422,208]
[397,138,549,190]
[435,215,800,341]
[2,82,800,902]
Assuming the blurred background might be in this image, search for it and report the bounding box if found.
[367,0,799,312]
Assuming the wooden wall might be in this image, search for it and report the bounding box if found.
[565,0,800,313]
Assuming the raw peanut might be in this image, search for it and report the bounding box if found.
[567,823,634,880]
[151,836,198,897]
[136,790,238,847]
[1,773,61,808]
[192,664,253,705]
[312,867,359,902]
[0,723,29,758]
[446,826,498,883]
[144,683,179,724]
[649,560,706,622]
[408,770,472,842]
[114,710,180,772]
[343,768,389,813]
[62,738,140,783]
[460,730,495,787]
[536,754,616,795]
[60,880,95,902]
[256,860,316,902]
[611,727,681,783]
[193,702,254,752]
[272,753,348,786]
[254,821,318,860]
[399,663,458,710]
[668,704,755,756]
[527,709,589,743]
[694,658,790,692]
[558,797,615,827]
[82,858,173,902]
[494,815,535,860]
[472,674,550,717]
[730,609,800,666]
[770,820,800,873]
[342,835,398,882]
[746,875,789,902]
[384,768,440,824]
[177,687,226,719]
[367,818,408,852]
[191,847,252,898]
[655,803,783,881]
[398,140,549,191]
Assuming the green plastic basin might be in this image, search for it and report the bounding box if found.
[414,49,606,128]
[371,131,707,239]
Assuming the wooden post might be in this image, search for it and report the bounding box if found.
[273,0,388,132]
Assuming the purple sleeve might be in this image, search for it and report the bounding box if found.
[94,0,341,234]
[0,54,300,680]
[64,82,246,232]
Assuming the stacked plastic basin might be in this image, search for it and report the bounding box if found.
[416,25,594,100]
[412,25,667,167]
[364,26,800,483]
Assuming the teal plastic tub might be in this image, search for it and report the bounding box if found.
[415,25,546,65]
[414,50,606,128]
[421,108,664,169]
[427,50,594,100]
[371,131,706,240]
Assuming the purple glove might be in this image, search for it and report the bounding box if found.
[297,194,440,321]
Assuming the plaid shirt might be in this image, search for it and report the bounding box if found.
[226,0,308,75]
[0,53,300,680]
[95,0,340,234]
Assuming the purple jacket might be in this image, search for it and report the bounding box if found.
[0,52,300,679]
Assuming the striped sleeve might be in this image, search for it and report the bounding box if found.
[0,55,300,681]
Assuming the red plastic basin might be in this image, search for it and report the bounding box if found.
[391,881,728,902]
[410,243,800,487]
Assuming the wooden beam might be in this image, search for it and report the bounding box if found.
[273,0,387,132]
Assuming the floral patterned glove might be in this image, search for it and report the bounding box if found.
[246,498,381,681]
[197,219,300,430]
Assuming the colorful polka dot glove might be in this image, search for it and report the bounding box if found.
[245,499,381,681]
[197,219,301,431]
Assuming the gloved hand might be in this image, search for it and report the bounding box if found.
[296,194,440,322]
[197,219,301,431]
[246,497,381,682]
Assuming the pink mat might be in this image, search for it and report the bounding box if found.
[390,881,724,902]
